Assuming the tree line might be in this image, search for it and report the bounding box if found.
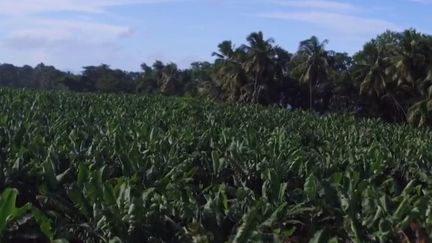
[0,28,431,127]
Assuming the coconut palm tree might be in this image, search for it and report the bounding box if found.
[353,41,407,120]
[292,36,331,110]
[213,41,248,101]
[354,37,420,122]
[241,31,277,103]
[392,29,427,87]
[161,63,180,95]
[407,65,432,126]
[354,41,390,97]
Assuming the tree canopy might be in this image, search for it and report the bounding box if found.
[1,28,432,127]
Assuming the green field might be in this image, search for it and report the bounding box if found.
[1,88,432,242]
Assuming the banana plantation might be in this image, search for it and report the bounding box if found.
[1,88,432,242]
[1,29,431,127]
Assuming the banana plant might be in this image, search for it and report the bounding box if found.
[0,188,31,239]
[0,188,64,242]
[1,88,432,242]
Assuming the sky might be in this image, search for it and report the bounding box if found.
[0,0,431,72]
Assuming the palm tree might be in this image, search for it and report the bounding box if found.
[392,29,427,87]
[212,41,248,101]
[213,33,290,105]
[292,36,331,110]
[160,63,180,95]
[407,99,432,127]
[410,34,432,126]
[407,68,432,127]
[137,63,158,93]
[241,31,277,103]
[354,41,390,97]
[353,39,414,121]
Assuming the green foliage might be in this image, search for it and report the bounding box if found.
[1,84,432,242]
[0,188,60,242]
[292,36,331,111]
[213,32,291,105]
[2,29,432,126]
[0,188,31,238]
[353,29,432,125]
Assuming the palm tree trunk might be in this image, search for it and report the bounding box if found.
[254,70,261,103]
[309,80,313,110]
[391,94,407,122]
[254,76,258,103]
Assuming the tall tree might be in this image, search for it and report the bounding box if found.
[391,29,426,87]
[354,41,390,97]
[405,34,432,126]
[188,62,215,97]
[292,36,331,110]
[137,63,158,93]
[213,41,248,101]
[352,40,407,121]
[241,31,278,104]
[159,63,180,95]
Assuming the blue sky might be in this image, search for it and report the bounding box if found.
[0,0,431,72]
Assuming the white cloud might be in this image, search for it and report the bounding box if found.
[0,0,183,70]
[256,0,400,39]
[258,11,400,36]
[253,0,403,54]
[0,0,187,16]
[0,0,145,43]
[5,18,133,42]
[271,0,355,11]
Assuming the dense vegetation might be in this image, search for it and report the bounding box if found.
[1,29,432,127]
[1,88,432,242]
